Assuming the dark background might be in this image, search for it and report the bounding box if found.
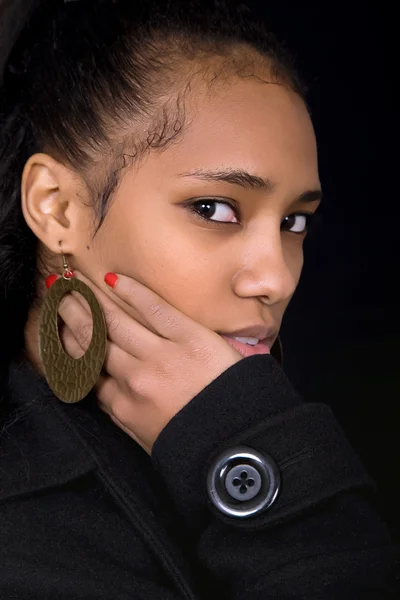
[250,1,399,541]
[2,0,398,544]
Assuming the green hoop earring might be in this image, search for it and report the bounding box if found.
[38,244,107,404]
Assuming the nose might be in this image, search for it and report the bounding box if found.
[232,230,300,306]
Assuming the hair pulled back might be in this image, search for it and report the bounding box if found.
[0,0,306,376]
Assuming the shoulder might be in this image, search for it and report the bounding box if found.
[0,358,95,503]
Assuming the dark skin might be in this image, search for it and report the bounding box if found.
[20,68,321,455]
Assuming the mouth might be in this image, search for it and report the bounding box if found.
[218,335,273,359]
[215,323,278,359]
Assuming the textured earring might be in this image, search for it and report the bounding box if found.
[38,242,107,404]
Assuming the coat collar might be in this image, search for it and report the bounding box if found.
[0,356,199,599]
[0,356,96,501]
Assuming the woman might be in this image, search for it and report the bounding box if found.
[0,0,398,598]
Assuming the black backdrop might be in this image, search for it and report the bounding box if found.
[249,0,399,541]
[1,0,398,543]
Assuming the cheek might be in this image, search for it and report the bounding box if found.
[101,213,223,316]
[284,237,305,284]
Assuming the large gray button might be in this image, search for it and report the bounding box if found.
[206,446,280,518]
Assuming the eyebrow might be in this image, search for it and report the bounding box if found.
[178,168,323,204]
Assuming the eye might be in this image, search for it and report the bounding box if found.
[188,199,239,224]
[188,200,317,235]
[281,212,315,235]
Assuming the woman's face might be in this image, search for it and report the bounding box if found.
[28,75,321,346]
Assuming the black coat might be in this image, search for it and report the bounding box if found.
[1,354,399,599]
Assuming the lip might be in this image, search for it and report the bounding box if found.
[220,336,272,358]
[216,324,278,344]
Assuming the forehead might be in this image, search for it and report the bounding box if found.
[164,78,318,185]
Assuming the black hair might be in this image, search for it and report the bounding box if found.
[0,0,307,373]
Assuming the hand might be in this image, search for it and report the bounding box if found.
[57,272,242,455]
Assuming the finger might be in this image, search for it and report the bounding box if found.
[58,288,150,371]
[72,271,159,336]
[95,373,137,428]
[101,335,144,384]
[70,290,92,313]
[59,323,88,359]
[58,292,94,352]
[93,371,117,400]
[72,271,165,358]
[97,392,147,451]
[103,272,196,342]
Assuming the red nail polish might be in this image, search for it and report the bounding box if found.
[104,272,118,288]
[45,274,58,289]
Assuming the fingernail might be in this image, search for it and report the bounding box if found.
[46,274,58,289]
[104,272,118,288]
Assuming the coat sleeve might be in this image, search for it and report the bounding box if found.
[151,355,400,599]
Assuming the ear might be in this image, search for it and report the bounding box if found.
[21,153,91,256]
